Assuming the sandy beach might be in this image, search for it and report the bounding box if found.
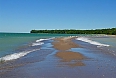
[0,37,116,78]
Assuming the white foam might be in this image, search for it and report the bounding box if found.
[0,49,40,62]
[31,38,48,47]
[32,42,44,46]
[76,37,110,47]
[36,37,55,42]
[32,38,50,46]
[36,38,49,42]
[32,38,54,46]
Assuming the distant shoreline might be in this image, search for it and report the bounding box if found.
[30,28,116,35]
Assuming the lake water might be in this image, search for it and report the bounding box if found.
[0,33,116,62]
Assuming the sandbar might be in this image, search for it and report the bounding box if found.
[52,37,85,66]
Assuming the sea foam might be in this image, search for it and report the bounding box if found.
[36,38,50,42]
[32,42,44,46]
[32,38,55,46]
[0,38,52,62]
[76,37,110,47]
[0,49,40,62]
[31,38,51,46]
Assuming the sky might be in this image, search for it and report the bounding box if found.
[0,0,116,33]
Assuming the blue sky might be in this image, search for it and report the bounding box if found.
[0,0,116,33]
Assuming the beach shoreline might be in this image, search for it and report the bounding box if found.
[0,36,116,78]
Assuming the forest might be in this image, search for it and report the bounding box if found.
[30,28,116,35]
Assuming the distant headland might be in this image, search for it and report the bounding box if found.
[30,28,116,35]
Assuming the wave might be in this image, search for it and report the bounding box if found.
[32,42,44,46]
[0,49,40,62]
[0,38,53,62]
[76,37,110,47]
[36,37,55,42]
[31,38,48,47]
[32,38,54,46]
[36,38,49,42]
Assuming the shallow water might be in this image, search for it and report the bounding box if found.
[0,33,116,78]
[76,36,116,56]
[0,33,78,60]
[1,38,116,78]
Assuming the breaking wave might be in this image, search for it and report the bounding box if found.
[36,38,50,42]
[32,38,53,46]
[76,37,110,47]
[0,38,53,62]
[32,42,44,46]
[0,49,40,62]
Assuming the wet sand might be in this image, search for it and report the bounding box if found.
[53,37,80,50]
[0,37,116,78]
[53,37,85,66]
[56,51,84,61]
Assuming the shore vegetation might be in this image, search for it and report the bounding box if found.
[30,28,116,35]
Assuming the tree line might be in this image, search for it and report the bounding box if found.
[30,28,116,35]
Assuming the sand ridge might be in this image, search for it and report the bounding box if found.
[56,51,85,62]
[52,37,85,66]
[53,37,80,51]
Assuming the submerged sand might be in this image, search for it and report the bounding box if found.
[53,37,80,50]
[56,51,84,62]
[52,37,85,66]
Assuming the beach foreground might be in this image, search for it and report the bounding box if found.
[0,37,116,78]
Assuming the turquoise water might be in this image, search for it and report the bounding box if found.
[0,33,78,58]
[91,37,116,55]
[76,35,116,56]
[92,37,116,47]
[0,33,116,61]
